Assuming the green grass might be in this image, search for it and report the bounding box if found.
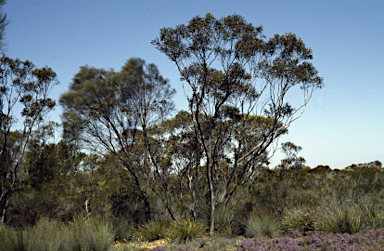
[65,217,115,251]
[280,208,317,234]
[0,217,114,251]
[3,194,384,251]
[245,213,279,239]
[0,226,26,251]
[23,218,65,251]
[131,220,169,242]
[165,219,206,244]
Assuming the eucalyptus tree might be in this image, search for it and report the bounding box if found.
[275,142,306,180]
[153,13,323,235]
[153,110,203,220]
[9,125,85,226]
[60,58,175,221]
[0,56,58,224]
[157,109,272,221]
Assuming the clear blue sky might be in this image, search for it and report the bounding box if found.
[4,0,384,169]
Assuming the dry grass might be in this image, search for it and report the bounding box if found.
[113,235,245,251]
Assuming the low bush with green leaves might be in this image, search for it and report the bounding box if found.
[65,217,115,251]
[0,226,26,251]
[112,218,134,242]
[165,219,206,244]
[212,207,240,237]
[131,220,168,242]
[245,213,279,239]
[317,199,370,234]
[280,208,317,234]
[24,218,65,251]
[0,217,114,251]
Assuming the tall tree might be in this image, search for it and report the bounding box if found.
[7,128,85,226]
[60,58,175,222]
[0,56,58,224]
[153,13,323,235]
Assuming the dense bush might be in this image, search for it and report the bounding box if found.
[4,157,384,250]
[132,220,169,242]
[165,219,206,244]
[245,213,279,239]
[0,217,114,251]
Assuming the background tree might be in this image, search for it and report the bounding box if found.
[6,134,85,227]
[60,58,175,222]
[0,56,58,225]
[275,142,306,180]
[153,13,323,235]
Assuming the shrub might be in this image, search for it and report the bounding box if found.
[63,217,115,251]
[166,219,206,244]
[360,198,384,229]
[245,213,279,239]
[0,227,26,251]
[111,217,134,242]
[132,220,168,242]
[317,201,364,234]
[213,207,240,237]
[0,217,114,251]
[238,227,384,250]
[280,208,317,234]
[23,218,65,251]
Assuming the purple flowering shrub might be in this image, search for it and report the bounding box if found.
[238,227,384,251]
[144,227,384,251]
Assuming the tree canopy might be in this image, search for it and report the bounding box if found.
[60,57,176,221]
[153,13,323,235]
[0,56,58,224]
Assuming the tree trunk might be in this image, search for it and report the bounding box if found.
[0,188,10,225]
[209,191,215,236]
[128,164,151,222]
[143,195,151,222]
[207,161,215,236]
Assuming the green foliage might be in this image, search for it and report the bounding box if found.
[0,56,58,225]
[64,217,114,251]
[166,219,206,244]
[280,208,317,234]
[317,201,364,234]
[23,218,64,251]
[132,220,168,242]
[275,142,306,180]
[5,137,85,227]
[112,219,134,242]
[211,207,239,237]
[0,226,26,251]
[249,178,293,216]
[153,12,323,235]
[60,57,176,222]
[246,213,279,239]
[360,201,384,229]
[0,217,114,251]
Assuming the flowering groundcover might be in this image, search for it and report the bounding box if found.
[148,227,384,251]
[238,227,384,251]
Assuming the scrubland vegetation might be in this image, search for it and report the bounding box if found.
[1,161,384,250]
